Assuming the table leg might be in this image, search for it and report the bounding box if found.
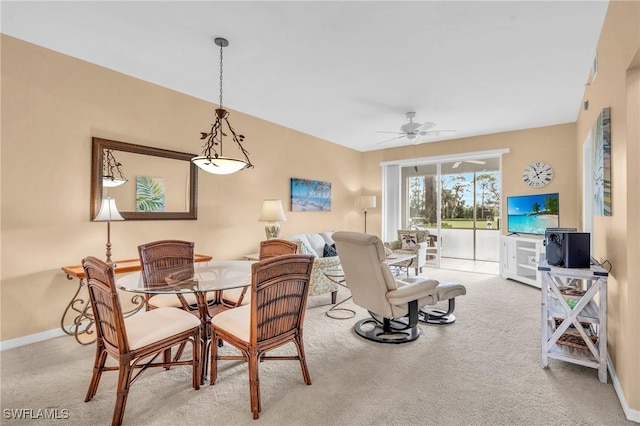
[324,273,356,319]
[195,292,212,384]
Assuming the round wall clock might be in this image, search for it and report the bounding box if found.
[522,162,554,187]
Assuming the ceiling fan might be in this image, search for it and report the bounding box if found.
[376,112,456,145]
[452,160,486,168]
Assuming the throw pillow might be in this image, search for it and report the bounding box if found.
[400,232,418,250]
[293,239,318,258]
[323,243,338,257]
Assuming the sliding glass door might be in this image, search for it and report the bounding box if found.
[382,149,506,269]
[438,160,501,262]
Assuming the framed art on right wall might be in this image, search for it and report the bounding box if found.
[593,107,612,216]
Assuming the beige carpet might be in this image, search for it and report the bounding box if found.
[0,269,630,425]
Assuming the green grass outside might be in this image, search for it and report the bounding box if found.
[425,219,500,229]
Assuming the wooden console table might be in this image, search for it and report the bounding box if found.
[61,254,212,345]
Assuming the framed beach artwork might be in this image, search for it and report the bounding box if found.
[136,176,166,212]
[290,178,331,212]
[593,107,611,216]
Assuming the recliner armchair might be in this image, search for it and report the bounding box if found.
[333,231,466,343]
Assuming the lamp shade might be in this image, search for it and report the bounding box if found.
[259,199,287,223]
[358,195,377,209]
[102,177,127,187]
[94,197,124,222]
[192,156,249,175]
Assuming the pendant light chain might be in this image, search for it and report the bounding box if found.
[219,41,224,109]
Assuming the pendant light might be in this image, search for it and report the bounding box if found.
[192,37,253,175]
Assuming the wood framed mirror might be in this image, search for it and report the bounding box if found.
[91,137,198,220]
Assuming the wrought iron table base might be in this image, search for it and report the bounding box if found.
[61,275,145,345]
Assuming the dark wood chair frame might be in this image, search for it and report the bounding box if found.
[138,239,198,312]
[81,256,200,426]
[138,240,202,364]
[222,238,298,308]
[210,254,314,419]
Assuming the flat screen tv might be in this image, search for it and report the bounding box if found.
[507,193,559,235]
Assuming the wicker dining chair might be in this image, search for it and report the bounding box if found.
[222,239,298,307]
[258,238,298,260]
[210,254,314,419]
[138,240,216,312]
[81,256,201,426]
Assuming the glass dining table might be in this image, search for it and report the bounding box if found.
[117,260,254,383]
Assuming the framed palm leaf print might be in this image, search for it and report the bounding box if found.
[136,176,166,212]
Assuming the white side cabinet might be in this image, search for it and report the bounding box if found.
[500,234,544,288]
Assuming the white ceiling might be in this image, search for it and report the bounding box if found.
[1,1,609,152]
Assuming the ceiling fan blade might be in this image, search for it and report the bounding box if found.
[466,160,486,165]
[418,121,436,131]
[375,131,405,135]
[452,162,462,169]
[376,135,408,145]
[422,130,457,137]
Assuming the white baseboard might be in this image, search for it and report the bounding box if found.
[608,355,640,423]
[0,326,68,351]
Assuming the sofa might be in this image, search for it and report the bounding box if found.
[283,232,340,302]
[384,229,429,275]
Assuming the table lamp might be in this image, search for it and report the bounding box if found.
[259,199,287,239]
[358,195,376,233]
[94,197,124,266]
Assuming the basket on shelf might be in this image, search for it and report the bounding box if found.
[552,317,597,350]
[559,287,586,297]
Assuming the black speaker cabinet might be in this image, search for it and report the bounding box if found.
[544,230,590,268]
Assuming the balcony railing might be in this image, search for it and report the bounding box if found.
[427,227,500,262]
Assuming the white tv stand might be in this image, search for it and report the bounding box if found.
[500,234,545,288]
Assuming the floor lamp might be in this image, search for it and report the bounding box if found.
[358,195,376,233]
[94,197,124,266]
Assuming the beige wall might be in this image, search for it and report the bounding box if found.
[0,35,363,340]
[574,0,640,414]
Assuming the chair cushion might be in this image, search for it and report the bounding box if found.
[387,278,440,305]
[305,233,329,256]
[431,282,467,301]
[148,291,215,308]
[286,234,318,257]
[212,304,251,343]
[222,286,251,306]
[125,307,200,350]
[292,239,318,257]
